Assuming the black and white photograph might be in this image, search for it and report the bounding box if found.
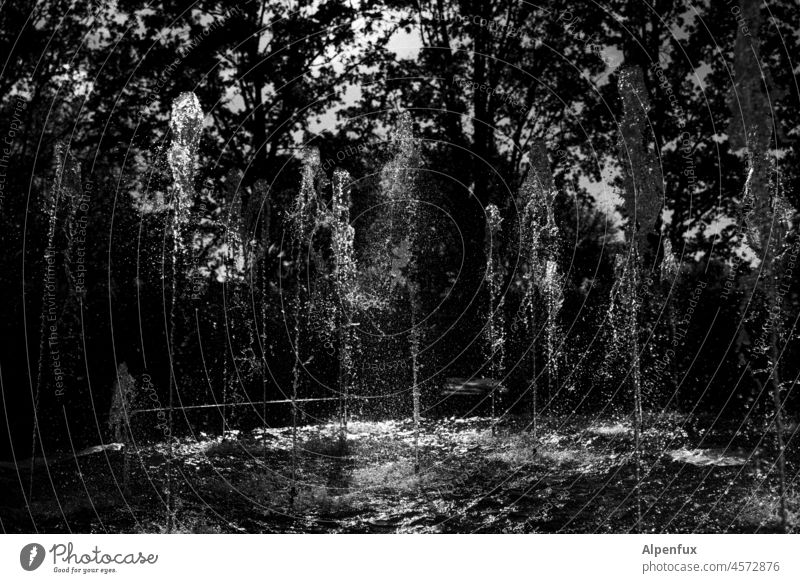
[0,0,799,558]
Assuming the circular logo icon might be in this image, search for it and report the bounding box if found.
[20,543,46,571]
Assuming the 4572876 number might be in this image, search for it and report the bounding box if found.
[730,561,780,572]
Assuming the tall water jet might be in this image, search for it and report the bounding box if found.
[286,146,322,499]
[330,169,358,441]
[616,65,663,533]
[532,145,563,406]
[517,141,562,434]
[484,203,505,434]
[378,111,424,471]
[221,172,241,433]
[165,91,204,531]
[248,179,272,469]
[607,251,642,528]
[220,170,256,434]
[728,0,792,531]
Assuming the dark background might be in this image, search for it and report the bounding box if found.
[1,0,799,462]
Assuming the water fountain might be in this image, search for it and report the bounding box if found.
[516,141,563,434]
[484,203,505,434]
[286,146,323,500]
[222,171,245,434]
[219,169,267,434]
[330,169,358,440]
[615,65,664,532]
[247,178,272,470]
[376,112,424,470]
[168,93,205,246]
[607,250,642,527]
[165,91,204,531]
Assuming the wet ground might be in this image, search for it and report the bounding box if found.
[2,416,797,533]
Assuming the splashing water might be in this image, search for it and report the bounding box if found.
[517,141,563,428]
[165,91,204,531]
[286,146,325,501]
[607,249,643,530]
[484,203,505,433]
[331,169,358,438]
[374,112,425,469]
[168,92,204,250]
[540,258,564,398]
